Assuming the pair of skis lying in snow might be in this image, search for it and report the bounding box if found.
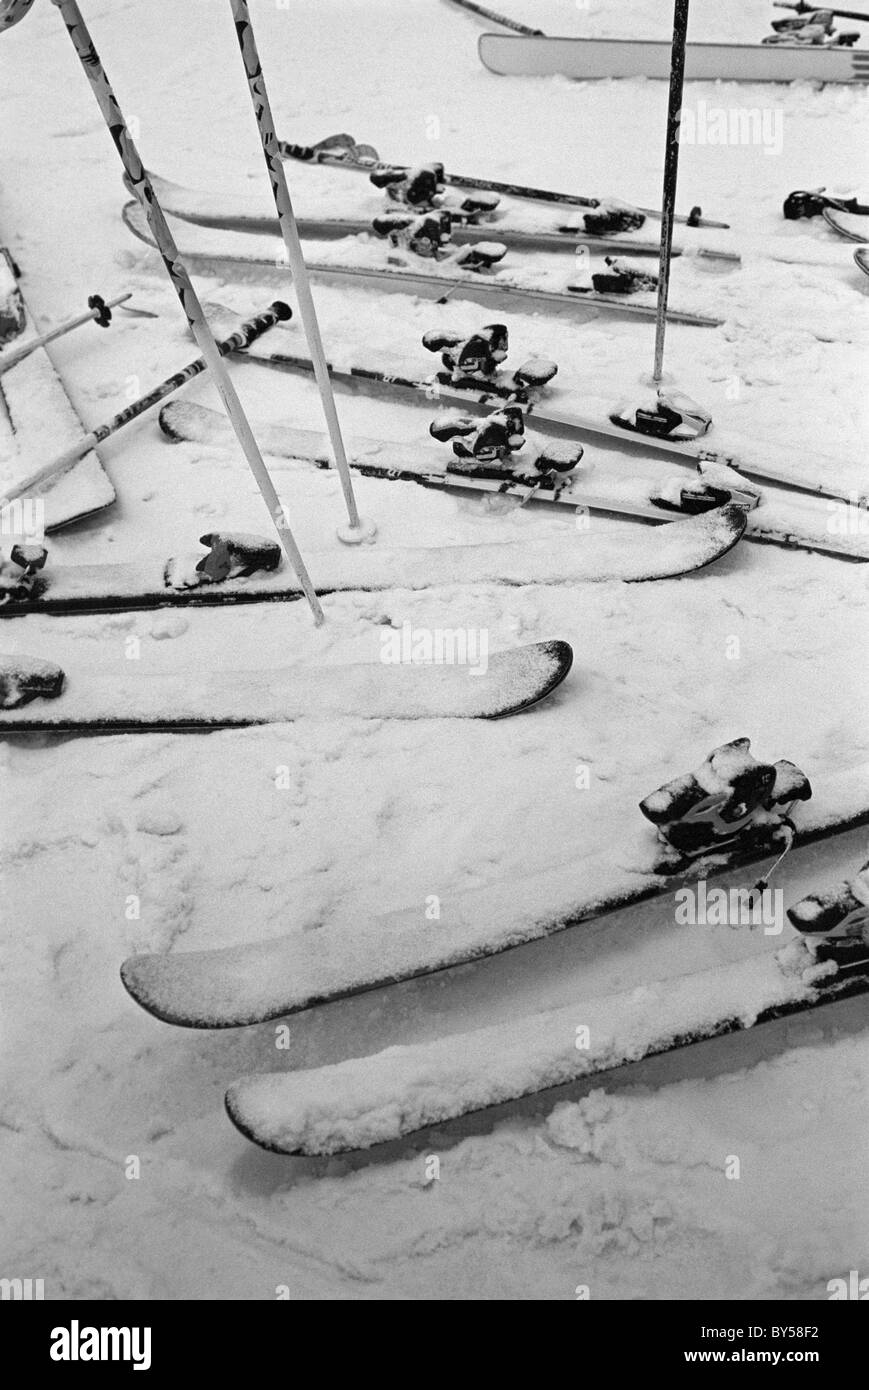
[116,739,869,1154]
[0,483,745,728]
[177,308,869,561]
[144,169,736,263]
[122,197,724,328]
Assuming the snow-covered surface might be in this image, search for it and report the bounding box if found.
[1,0,868,1299]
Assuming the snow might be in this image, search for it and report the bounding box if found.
[1,0,868,1299]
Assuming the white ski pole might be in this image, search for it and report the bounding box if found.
[0,0,36,31]
[0,292,131,376]
[50,0,324,624]
[229,0,376,546]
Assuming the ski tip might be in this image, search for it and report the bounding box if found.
[539,637,574,680]
[158,402,188,442]
[224,1080,332,1157]
[223,1085,285,1154]
[119,955,222,1028]
[718,500,750,542]
[488,638,574,719]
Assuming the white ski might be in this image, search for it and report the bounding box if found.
[0,502,747,616]
[478,33,869,83]
[119,762,869,1030]
[0,639,574,732]
[224,943,869,1154]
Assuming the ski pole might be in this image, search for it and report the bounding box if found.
[653,0,690,383]
[50,0,324,625]
[773,1,869,20]
[445,0,544,36]
[228,0,375,546]
[0,0,36,31]
[6,303,290,502]
[0,292,131,377]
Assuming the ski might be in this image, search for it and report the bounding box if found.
[0,501,747,618]
[119,754,869,1030]
[478,34,869,83]
[144,171,679,258]
[224,939,869,1154]
[276,133,730,229]
[158,399,869,562]
[855,246,869,275]
[204,305,865,508]
[0,248,115,532]
[824,206,869,241]
[0,638,573,733]
[122,200,723,328]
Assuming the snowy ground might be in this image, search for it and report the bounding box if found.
[1,0,868,1299]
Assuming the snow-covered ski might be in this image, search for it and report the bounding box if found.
[0,248,115,532]
[276,133,730,229]
[855,245,869,275]
[0,504,747,617]
[224,937,869,1154]
[119,757,869,1030]
[478,33,869,83]
[230,933,869,1156]
[206,307,864,508]
[122,201,723,327]
[0,639,573,732]
[144,171,679,258]
[158,400,869,562]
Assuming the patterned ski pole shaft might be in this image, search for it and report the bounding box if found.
[50,0,324,624]
[0,0,36,32]
[0,292,131,377]
[10,302,290,502]
[447,0,544,36]
[229,0,374,545]
[653,0,690,383]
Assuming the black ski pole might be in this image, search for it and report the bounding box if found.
[654,0,691,382]
[772,1,869,21]
[445,0,544,37]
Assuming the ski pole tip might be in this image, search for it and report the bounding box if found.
[336,517,378,546]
